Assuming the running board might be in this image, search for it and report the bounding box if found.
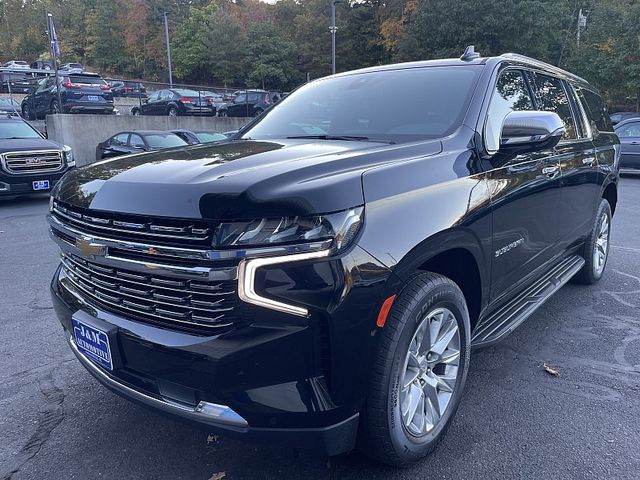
[471,255,585,348]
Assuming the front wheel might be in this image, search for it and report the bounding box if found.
[361,272,471,466]
[573,198,612,284]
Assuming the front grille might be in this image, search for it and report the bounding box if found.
[52,200,213,248]
[60,253,239,334]
[2,150,63,174]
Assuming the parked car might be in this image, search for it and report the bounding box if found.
[95,130,188,160]
[198,91,225,109]
[110,80,147,98]
[2,60,30,70]
[610,111,640,125]
[614,118,640,172]
[171,129,228,145]
[131,89,216,117]
[216,89,273,117]
[0,115,74,196]
[31,60,53,71]
[0,97,22,116]
[47,49,618,466]
[21,73,114,119]
[59,63,84,74]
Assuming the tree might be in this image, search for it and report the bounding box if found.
[245,22,299,89]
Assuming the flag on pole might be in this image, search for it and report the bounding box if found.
[50,16,60,57]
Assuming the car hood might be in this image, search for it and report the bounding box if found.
[54,138,442,220]
[0,138,62,153]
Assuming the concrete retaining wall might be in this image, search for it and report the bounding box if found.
[46,114,250,166]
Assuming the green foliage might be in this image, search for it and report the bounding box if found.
[245,22,299,89]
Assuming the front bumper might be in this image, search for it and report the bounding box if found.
[0,168,72,196]
[50,238,393,454]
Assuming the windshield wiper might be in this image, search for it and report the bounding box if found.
[286,134,394,144]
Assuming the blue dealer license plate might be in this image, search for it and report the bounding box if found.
[72,317,113,370]
[32,180,49,190]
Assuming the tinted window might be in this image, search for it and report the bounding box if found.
[129,134,145,148]
[531,74,577,140]
[615,122,640,138]
[0,121,41,139]
[247,93,259,102]
[111,133,129,146]
[235,94,247,103]
[144,133,188,148]
[147,91,160,102]
[578,88,613,133]
[485,69,534,152]
[243,66,482,144]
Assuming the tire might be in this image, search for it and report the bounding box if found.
[51,100,60,114]
[218,110,228,117]
[360,272,471,466]
[167,106,178,117]
[131,108,140,116]
[572,198,612,284]
[22,104,35,121]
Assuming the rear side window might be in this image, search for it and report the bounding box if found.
[485,70,534,153]
[576,88,613,133]
[111,133,129,146]
[531,73,577,140]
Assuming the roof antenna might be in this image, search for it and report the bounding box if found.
[460,45,480,61]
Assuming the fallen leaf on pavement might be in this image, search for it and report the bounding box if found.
[208,472,226,480]
[543,363,560,377]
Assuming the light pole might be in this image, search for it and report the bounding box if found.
[330,0,341,75]
[163,12,173,87]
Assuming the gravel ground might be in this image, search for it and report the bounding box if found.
[1,177,639,480]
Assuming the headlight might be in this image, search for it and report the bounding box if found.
[63,145,75,166]
[214,206,363,252]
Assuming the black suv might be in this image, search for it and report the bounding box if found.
[0,116,74,196]
[217,89,276,117]
[21,73,114,118]
[131,89,216,117]
[48,50,619,466]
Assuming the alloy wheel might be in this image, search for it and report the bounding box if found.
[399,307,461,437]
[594,211,610,275]
[168,107,177,117]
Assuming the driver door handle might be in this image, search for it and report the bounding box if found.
[542,165,560,178]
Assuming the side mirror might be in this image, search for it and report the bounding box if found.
[500,111,565,153]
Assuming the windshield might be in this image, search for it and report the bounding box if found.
[0,98,20,107]
[0,121,41,139]
[144,133,188,148]
[196,132,227,143]
[243,66,481,144]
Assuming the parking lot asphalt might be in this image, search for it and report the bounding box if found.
[1,178,640,480]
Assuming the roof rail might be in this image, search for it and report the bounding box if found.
[499,53,589,84]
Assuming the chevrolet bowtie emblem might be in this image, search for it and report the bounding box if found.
[75,237,106,257]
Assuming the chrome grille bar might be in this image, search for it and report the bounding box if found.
[2,150,63,174]
[52,201,212,244]
[60,253,237,331]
